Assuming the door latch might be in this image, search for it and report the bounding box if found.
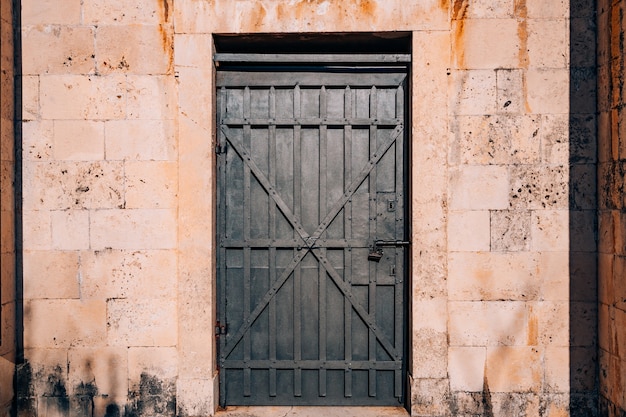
[368,240,410,263]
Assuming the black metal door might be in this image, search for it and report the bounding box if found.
[216,56,408,406]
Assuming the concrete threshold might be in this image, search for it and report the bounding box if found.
[214,406,410,417]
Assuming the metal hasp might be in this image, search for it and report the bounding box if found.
[216,53,409,406]
[368,241,410,263]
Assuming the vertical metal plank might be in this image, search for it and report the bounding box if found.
[218,86,228,407]
[393,83,405,399]
[343,86,353,398]
[293,85,303,398]
[243,86,252,397]
[318,86,328,398]
[368,86,378,398]
[268,87,278,397]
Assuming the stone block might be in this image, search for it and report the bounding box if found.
[448,346,486,392]
[175,0,449,34]
[22,161,124,210]
[598,253,616,305]
[413,299,447,332]
[529,302,569,346]
[53,121,104,161]
[0,160,13,210]
[538,252,569,301]
[176,377,215,417]
[531,210,569,252]
[174,34,212,68]
[40,75,126,120]
[51,210,90,250]
[24,300,106,348]
[527,19,568,69]
[490,210,531,251]
[598,303,611,353]
[0,356,15,405]
[176,67,213,128]
[412,330,448,379]
[544,346,569,392]
[452,19,520,69]
[541,114,569,164]
[598,210,615,254]
[22,120,53,161]
[449,165,509,210]
[1,302,15,356]
[128,347,178,382]
[526,0,568,18]
[449,70,496,115]
[449,301,527,346]
[570,210,597,252]
[23,250,80,299]
[448,210,490,252]
[90,209,177,250]
[570,67,597,115]
[96,25,173,75]
[614,256,626,310]
[105,119,177,161]
[83,0,168,25]
[106,298,177,347]
[448,252,540,301]
[490,392,541,416]
[570,165,597,211]
[125,161,178,209]
[526,69,569,114]
[67,347,128,398]
[80,249,177,299]
[411,249,447,300]
[410,378,450,416]
[0,253,15,304]
[598,112,611,164]
[455,0,514,18]
[22,0,81,25]
[22,75,39,120]
[509,165,568,210]
[485,346,541,392]
[570,347,597,392]
[126,75,176,120]
[496,69,524,114]
[0,116,14,162]
[22,210,52,251]
[22,26,95,75]
[23,347,69,397]
[178,313,214,378]
[570,17,598,68]
[570,302,597,347]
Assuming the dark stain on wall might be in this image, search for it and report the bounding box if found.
[17,362,176,417]
[125,373,176,417]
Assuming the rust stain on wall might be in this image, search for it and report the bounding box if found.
[358,0,377,17]
[527,308,538,346]
[452,0,468,69]
[514,0,532,113]
[159,0,170,23]
[246,2,268,31]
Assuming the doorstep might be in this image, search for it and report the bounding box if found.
[214,406,410,417]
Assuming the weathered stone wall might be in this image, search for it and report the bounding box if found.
[598,0,626,415]
[0,0,16,415]
[18,0,588,416]
[18,0,189,415]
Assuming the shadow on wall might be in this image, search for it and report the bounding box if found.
[569,0,599,416]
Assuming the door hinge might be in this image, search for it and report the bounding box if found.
[215,322,226,336]
[215,143,226,155]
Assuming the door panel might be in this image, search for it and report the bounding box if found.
[217,64,408,406]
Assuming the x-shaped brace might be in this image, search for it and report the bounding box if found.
[220,124,404,361]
